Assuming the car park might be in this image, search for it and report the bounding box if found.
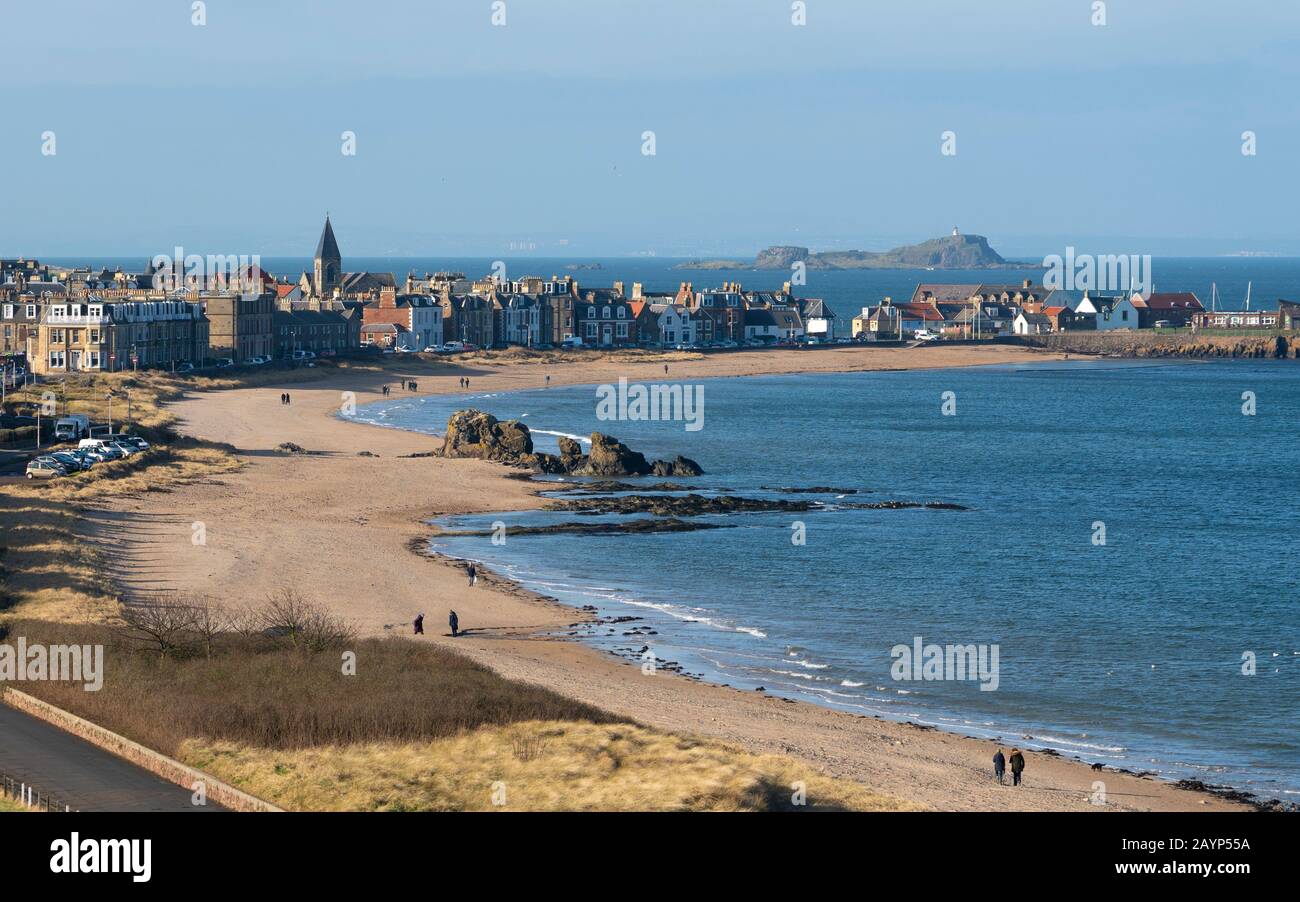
[117,435,150,451]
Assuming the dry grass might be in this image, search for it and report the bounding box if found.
[2,618,618,754]
[179,721,918,812]
[0,797,29,813]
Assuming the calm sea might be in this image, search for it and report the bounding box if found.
[353,358,1300,800]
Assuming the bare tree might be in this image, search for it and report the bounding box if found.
[116,594,197,658]
[189,597,231,658]
[259,588,355,653]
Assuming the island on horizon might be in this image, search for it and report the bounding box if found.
[676,230,1035,271]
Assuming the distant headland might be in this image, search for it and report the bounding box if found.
[675,232,1026,270]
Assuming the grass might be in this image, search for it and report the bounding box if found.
[2,618,618,755]
[181,721,918,812]
[3,616,910,812]
[0,797,29,813]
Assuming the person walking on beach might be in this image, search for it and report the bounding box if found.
[409,379,418,391]
[664,363,668,375]
[413,612,424,635]
[467,562,477,587]
[993,748,1006,784]
[1009,748,1025,786]
[449,610,459,638]
[285,392,291,405]
[545,374,550,388]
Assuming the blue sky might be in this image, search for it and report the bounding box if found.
[3,0,1299,257]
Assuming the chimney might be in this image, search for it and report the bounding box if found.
[1023,279,1032,289]
[631,282,643,299]
[613,280,624,297]
[782,281,792,296]
[380,286,397,308]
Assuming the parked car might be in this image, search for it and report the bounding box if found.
[48,451,89,472]
[291,350,316,361]
[117,435,150,452]
[912,330,939,342]
[78,439,123,460]
[441,341,467,353]
[26,459,67,479]
[215,358,235,368]
[559,337,583,349]
[718,339,739,349]
[177,361,195,372]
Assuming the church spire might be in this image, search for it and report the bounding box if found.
[313,214,342,297]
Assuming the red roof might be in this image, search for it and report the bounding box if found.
[275,284,296,299]
[1043,305,1068,316]
[893,302,945,321]
[1144,292,1203,311]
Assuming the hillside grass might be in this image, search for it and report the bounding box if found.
[182,721,917,812]
[0,797,29,812]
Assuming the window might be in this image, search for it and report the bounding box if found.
[617,307,626,319]
[587,308,595,319]
[602,306,610,319]
[585,322,597,338]
[616,323,628,338]
[48,351,65,369]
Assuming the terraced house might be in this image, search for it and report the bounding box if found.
[32,298,209,375]
[575,295,637,347]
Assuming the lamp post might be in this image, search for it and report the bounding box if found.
[106,390,114,435]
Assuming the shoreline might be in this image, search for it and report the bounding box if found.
[84,345,1259,811]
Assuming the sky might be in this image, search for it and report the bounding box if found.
[2,0,1299,258]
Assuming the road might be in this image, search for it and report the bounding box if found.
[0,703,222,812]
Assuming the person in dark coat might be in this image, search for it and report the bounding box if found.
[413,612,424,635]
[467,563,477,587]
[449,610,459,637]
[1009,749,1025,786]
[993,748,1006,784]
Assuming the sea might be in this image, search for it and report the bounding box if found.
[69,252,1300,798]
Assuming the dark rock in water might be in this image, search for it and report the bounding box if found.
[763,485,861,494]
[546,493,819,517]
[441,517,734,538]
[558,436,585,470]
[544,480,700,494]
[651,455,704,477]
[578,432,652,476]
[438,409,533,461]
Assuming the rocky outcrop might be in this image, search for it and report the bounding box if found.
[437,410,704,478]
[439,409,533,461]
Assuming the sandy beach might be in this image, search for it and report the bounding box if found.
[82,344,1249,811]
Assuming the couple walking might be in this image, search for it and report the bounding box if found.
[993,748,1025,786]
[413,610,461,637]
[279,392,292,405]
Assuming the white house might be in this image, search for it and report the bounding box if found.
[1085,293,1140,331]
[649,303,698,346]
[1013,311,1053,335]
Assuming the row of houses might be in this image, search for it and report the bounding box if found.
[850,281,1219,339]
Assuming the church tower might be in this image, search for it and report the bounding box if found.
[314,214,342,297]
